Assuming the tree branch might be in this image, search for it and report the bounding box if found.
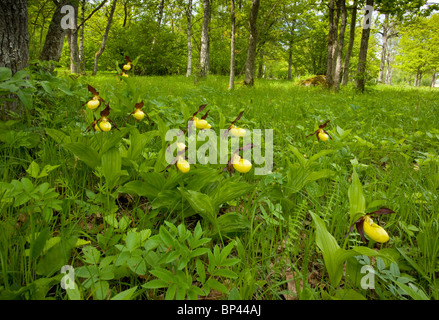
[76,0,108,31]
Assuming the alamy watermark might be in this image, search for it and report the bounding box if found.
[165,125,274,176]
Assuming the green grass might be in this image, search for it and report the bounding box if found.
[1,72,439,300]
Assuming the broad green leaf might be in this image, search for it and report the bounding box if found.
[64,142,101,169]
[196,259,206,283]
[212,181,253,210]
[206,278,229,294]
[111,286,137,300]
[150,268,175,283]
[102,147,126,190]
[289,145,307,168]
[45,128,71,145]
[179,188,216,224]
[348,168,366,224]
[142,279,169,289]
[26,161,40,179]
[0,67,12,81]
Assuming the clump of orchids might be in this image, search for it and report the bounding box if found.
[120,56,133,78]
[347,208,395,243]
[307,120,332,142]
[85,85,119,132]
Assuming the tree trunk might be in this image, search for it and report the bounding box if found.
[326,0,336,88]
[334,0,347,92]
[342,0,357,85]
[431,69,437,88]
[93,0,118,76]
[186,0,193,77]
[244,0,261,86]
[228,0,236,89]
[356,0,374,93]
[0,0,29,119]
[199,0,210,77]
[79,0,86,73]
[39,0,67,62]
[287,19,296,81]
[378,13,389,83]
[123,0,129,27]
[66,0,80,74]
[331,1,341,78]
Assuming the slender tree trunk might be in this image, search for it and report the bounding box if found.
[185,0,193,77]
[244,0,261,86]
[66,0,80,74]
[0,0,29,119]
[326,0,336,88]
[39,0,68,62]
[123,0,129,27]
[334,0,347,92]
[342,0,357,85]
[287,19,296,81]
[431,69,437,88]
[228,0,236,89]
[356,0,374,92]
[199,0,211,77]
[93,0,118,76]
[257,51,264,78]
[378,13,389,83]
[79,0,86,73]
[331,1,341,78]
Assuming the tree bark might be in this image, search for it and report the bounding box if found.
[356,0,374,93]
[66,0,80,74]
[326,0,336,88]
[342,0,357,85]
[431,69,436,88]
[287,18,296,81]
[185,0,193,77]
[0,1,29,68]
[79,0,86,73]
[0,0,29,119]
[93,0,118,76]
[334,0,347,92]
[228,0,236,89]
[199,0,211,77]
[39,0,68,62]
[378,13,389,83]
[244,0,261,86]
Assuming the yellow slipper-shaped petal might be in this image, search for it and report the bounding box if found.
[177,157,190,173]
[133,109,145,120]
[233,158,252,173]
[318,131,329,142]
[363,216,389,243]
[87,98,100,110]
[99,120,112,132]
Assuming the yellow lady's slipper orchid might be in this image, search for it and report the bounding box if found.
[230,126,246,137]
[94,123,102,132]
[233,156,252,173]
[307,120,332,142]
[348,208,394,243]
[192,117,209,129]
[176,157,190,173]
[87,96,100,110]
[177,142,186,151]
[121,72,129,78]
[318,130,330,142]
[99,119,112,132]
[133,109,145,120]
[123,63,132,71]
[363,216,390,243]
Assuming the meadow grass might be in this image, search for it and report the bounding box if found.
[1,73,439,300]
